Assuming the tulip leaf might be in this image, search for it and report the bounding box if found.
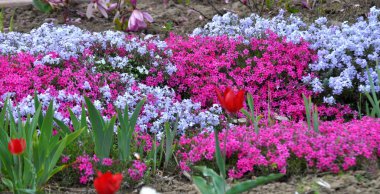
[192,176,215,194]
[195,166,226,194]
[214,130,226,179]
[32,0,53,13]
[117,98,145,162]
[226,173,283,194]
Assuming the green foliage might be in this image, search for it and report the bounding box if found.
[163,115,178,169]
[364,65,380,118]
[357,93,362,119]
[117,98,146,162]
[214,129,226,179]
[9,9,15,32]
[0,8,16,33]
[32,0,53,13]
[0,97,84,193]
[0,9,3,33]
[193,166,283,194]
[265,0,274,9]
[85,97,116,159]
[114,17,129,31]
[177,0,191,5]
[302,94,319,133]
[150,135,161,174]
[162,21,174,33]
[241,93,261,134]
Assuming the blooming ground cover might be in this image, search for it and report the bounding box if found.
[0,6,380,194]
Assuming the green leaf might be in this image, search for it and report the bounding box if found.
[114,18,123,31]
[117,98,145,162]
[365,66,380,118]
[54,118,71,135]
[32,0,53,13]
[69,109,80,130]
[48,165,66,182]
[193,176,215,194]
[241,109,251,121]
[0,98,8,129]
[164,121,175,169]
[85,97,107,158]
[48,137,67,170]
[214,130,226,178]
[313,107,319,133]
[9,9,15,32]
[303,94,311,130]
[265,0,274,9]
[195,166,226,194]
[2,178,14,192]
[33,92,44,131]
[40,101,54,146]
[129,98,146,131]
[0,9,4,33]
[22,157,37,191]
[65,127,85,146]
[226,174,284,194]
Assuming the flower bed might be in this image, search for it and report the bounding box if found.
[193,7,380,104]
[178,117,380,178]
[0,7,379,193]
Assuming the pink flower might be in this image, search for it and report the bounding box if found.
[128,9,153,31]
[86,0,117,18]
[127,160,147,181]
[130,0,137,7]
[101,158,113,166]
[61,155,70,163]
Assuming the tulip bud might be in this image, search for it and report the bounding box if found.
[130,0,137,7]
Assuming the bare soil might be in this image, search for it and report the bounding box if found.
[2,0,380,35]
[45,169,380,194]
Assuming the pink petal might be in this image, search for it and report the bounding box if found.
[108,3,117,11]
[98,6,108,18]
[137,20,147,29]
[132,10,144,21]
[86,3,95,19]
[142,12,153,23]
[130,0,137,7]
[128,16,138,31]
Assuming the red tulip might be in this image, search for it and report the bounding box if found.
[215,87,245,113]
[8,138,26,155]
[94,171,123,194]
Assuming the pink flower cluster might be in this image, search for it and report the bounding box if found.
[177,117,380,178]
[127,160,147,181]
[73,154,114,184]
[0,52,123,116]
[74,155,95,184]
[157,32,318,120]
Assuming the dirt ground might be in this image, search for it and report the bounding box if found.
[45,169,380,194]
[2,0,380,35]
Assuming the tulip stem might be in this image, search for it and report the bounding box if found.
[223,122,228,171]
[18,155,22,183]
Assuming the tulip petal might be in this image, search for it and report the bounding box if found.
[86,3,95,19]
[128,15,138,31]
[143,12,154,23]
[224,88,237,112]
[215,87,226,109]
[132,10,144,21]
[236,89,245,110]
[98,6,108,18]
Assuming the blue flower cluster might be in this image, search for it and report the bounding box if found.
[0,23,175,77]
[193,7,380,102]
